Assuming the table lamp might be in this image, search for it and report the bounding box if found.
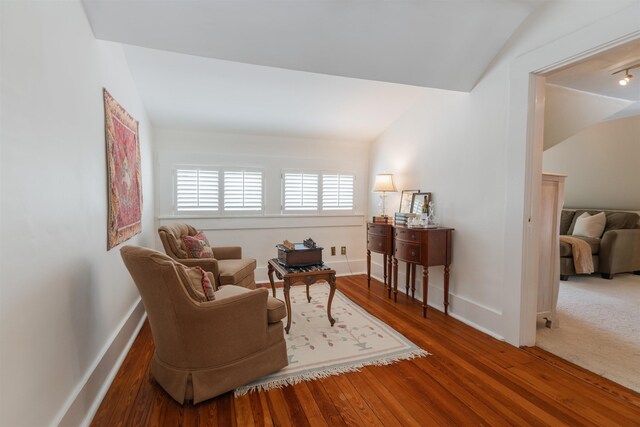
[373,173,397,217]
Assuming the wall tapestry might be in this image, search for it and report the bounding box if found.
[104,89,142,250]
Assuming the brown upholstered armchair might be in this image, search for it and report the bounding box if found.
[158,223,256,289]
[120,245,288,404]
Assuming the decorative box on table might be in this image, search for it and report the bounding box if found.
[276,239,323,267]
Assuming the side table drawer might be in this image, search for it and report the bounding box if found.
[368,223,391,236]
[368,234,390,253]
[395,241,421,263]
[395,228,422,243]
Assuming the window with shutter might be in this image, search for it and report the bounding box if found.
[322,174,354,211]
[224,170,263,212]
[176,169,219,211]
[283,172,319,212]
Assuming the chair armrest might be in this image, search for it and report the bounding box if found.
[177,258,220,280]
[212,246,242,260]
[181,288,270,366]
[599,229,640,274]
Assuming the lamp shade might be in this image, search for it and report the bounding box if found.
[373,174,397,192]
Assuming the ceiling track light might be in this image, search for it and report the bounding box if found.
[619,71,632,86]
[612,63,640,86]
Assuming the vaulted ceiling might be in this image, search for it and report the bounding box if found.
[83,0,537,90]
[81,1,544,139]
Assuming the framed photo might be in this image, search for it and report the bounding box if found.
[411,192,432,214]
[399,190,420,213]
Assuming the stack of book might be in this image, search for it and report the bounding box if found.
[394,212,418,226]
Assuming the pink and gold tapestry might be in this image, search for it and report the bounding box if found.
[104,89,142,249]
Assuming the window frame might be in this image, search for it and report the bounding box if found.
[222,168,265,215]
[281,169,356,215]
[281,170,321,214]
[321,172,356,213]
[173,165,265,216]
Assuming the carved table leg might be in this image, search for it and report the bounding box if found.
[422,266,429,318]
[284,279,292,334]
[387,254,393,298]
[366,249,371,289]
[405,263,410,295]
[267,262,276,297]
[411,264,416,300]
[393,257,399,302]
[444,264,450,315]
[327,275,336,327]
[383,254,388,294]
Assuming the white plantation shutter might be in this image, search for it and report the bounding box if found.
[283,172,319,211]
[224,170,263,211]
[176,169,219,211]
[322,174,354,210]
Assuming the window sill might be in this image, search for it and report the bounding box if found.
[157,214,365,231]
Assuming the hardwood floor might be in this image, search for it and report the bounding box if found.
[91,275,640,426]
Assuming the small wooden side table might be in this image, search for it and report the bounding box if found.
[366,222,393,296]
[393,226,454,317]
[267,259,337,334]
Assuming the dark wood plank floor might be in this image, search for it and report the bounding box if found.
[92,275,640,426]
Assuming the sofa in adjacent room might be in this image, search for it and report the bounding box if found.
[559,209,640,280]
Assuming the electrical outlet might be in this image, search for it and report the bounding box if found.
[341,246,347,255]
[331,246,336,256]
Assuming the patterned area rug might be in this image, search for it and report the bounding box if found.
[235,283,428,395]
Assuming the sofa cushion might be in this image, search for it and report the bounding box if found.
[218,258,257,285]
[604,212,639,232]
[559,236,601,257]
[572,212,606,238]
[182,232,214,258]
[266,297,286,324]
[560,210,576,235]
[212,285,284,323]
[568,210,639,235]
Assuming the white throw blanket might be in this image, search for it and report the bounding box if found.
[560,235,595,274]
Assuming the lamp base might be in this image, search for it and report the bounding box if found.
[377,192,389,217]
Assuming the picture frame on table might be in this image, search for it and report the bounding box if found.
[411,192,432,214]
[399,190,420,213]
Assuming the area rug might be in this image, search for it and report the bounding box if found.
[235,283,428,395]
[536,273,640,392]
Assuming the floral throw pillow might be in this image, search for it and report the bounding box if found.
[179,265,215,302]
[196,266,215,301]
[182,231,214,258]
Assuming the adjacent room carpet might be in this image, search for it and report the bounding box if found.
[235,283,428,396]
[536,273,640,392]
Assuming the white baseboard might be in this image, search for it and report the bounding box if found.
[370,261,505,341]
[54,299,147,427]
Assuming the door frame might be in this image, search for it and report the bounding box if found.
[503,4,640,346]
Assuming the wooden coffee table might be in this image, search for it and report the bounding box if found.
[267,259,337,334]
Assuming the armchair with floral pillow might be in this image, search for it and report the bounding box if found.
[158,223,257,289]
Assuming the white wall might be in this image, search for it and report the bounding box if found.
[543,115,640,210]
[368,0,640,342]
[1,2,155,426]
[155,129,369,280]
[543,84,632,150]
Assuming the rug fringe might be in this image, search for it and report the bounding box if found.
[234,349,429,396]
